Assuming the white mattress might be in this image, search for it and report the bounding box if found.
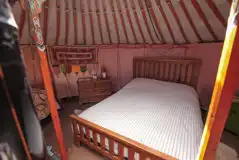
[78,78,203,160]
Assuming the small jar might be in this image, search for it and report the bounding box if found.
[102,72,107,79]
[92,75,97,80]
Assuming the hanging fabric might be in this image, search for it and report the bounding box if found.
[0,1,46,159]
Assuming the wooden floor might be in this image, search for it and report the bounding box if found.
[42,98,239,160]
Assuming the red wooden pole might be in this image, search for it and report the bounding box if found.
[206,0,227,28]
[27,1,67,159]
[166,0,188,43]
[65,0,69,45]
[102,0,112,43]
[198,1,239,159]
[55,0,60,45]
[179,0,202,42]
[191,0,218,41]
[156,0,176,43]
[72,0,78,44]
[123,0,137,43]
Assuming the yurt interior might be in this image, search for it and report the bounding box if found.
[8,0,239,160]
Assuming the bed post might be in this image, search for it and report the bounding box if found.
[198,1,239,160]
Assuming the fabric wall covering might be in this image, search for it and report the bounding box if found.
[12,0,230,45]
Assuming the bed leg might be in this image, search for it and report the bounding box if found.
[74,139,81,148]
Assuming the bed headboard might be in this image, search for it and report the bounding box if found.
[133,57,202,89]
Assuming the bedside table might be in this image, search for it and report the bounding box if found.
[225,97,239,135]
[77,78,112,104]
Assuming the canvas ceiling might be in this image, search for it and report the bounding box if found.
[12,0,230,45]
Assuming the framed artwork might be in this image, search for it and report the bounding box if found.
[48,46,98,66]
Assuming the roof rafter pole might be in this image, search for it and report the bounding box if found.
[55,0,60,44]
[179,0,202,42]
[198,1,239,160]
[116,0,129,43]
[147,0,165,43]
[64,0,69,45]
[80,0,86,44]
[166,0,188,43]
[27,0,67,159]
[72,0,78,44]
[138,0,154,43]
[110,0,120,43]
[191,0,218,41]
[19,10,26,39]
[129,0,146,43]
[18,0,25,9]
[206,0,227,28]
[87,0,95,44]
[102,0,112,43]
[43,1,49,44]
[95,0,103,44]
[156,0,176,44]
[123,0,137,43]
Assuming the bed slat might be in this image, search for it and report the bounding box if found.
[164,62,170,80]
[80,126,84,140]
[175,63,181,82]
[180,64,186,83]
[149,61,155,78]
[118,143,124,160]
[93,132,98,146]
[169,63,175,81]
[86,128,90,140]
[159,62,164,79]
[100,134,106,150]
[140,153,147,160]
[186,64,193,84]
[155,62,160,79]
[140,61,145,77]
[128,148,135,160]
[109,138,114,155]
[145,60,149,78]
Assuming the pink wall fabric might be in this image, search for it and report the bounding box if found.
[96,43,223,108]
[22,43,223,108]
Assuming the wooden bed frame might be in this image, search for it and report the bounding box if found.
[70,57,202,160]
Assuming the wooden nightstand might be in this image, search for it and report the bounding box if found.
[77,78,112,104]
[225,97,239,135]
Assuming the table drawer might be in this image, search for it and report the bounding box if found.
[77,81,94,90]
[95,80,111,89]
[79,91,95,97]
[80,90,111,98]
[80,96,109,103]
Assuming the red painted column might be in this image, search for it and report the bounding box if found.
[27,1,67,160]
[198,1,239,159]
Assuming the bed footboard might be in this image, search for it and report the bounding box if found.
[70,115,176,160]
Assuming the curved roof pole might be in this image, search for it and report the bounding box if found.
[72,0,78,45]
[179,0,202,42]
[87,0,95,44]
[65,0,69,45]
[26,1,67,160]
[198,1,239,160]
[43,1,49,44]
[191,0,218,41]
[55,0,60,45]
[166,0,188,43]
[19,10,26,39]
[95,0,104,44]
